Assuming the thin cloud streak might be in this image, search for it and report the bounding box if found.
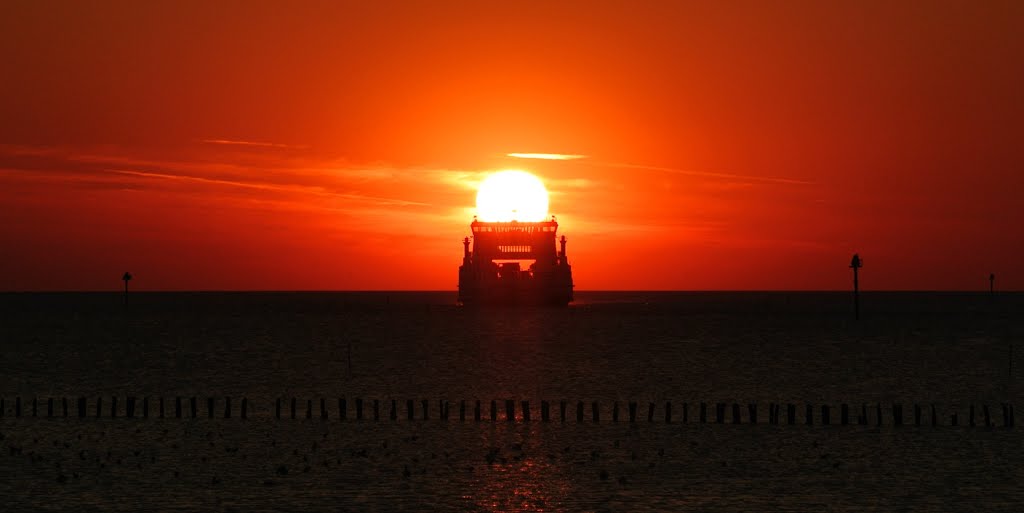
[507,153,587,160]
[596,162,814,185]
[201,139,308,149]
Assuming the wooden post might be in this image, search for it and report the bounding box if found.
[506,399,514,422]
[111,396,118,418]
[522,401,530,422]
[892,403,902,426]
[142,397,148,418]
[306,399,313,419]
[421,399,428,420]
[700,402,707,423]
[648,402,655,422]
[226,397,232,419]
[914,404,921,426]
[356,398,364,420]
[290,398,296,420]
[748,403,756,424]
[876,403,882,426]
[391,399,398,421]
[931,404,937,427]
[177,397,184,418]
[441,400,449,421]
[665,402,672,423]
[241,398,247,419]
[340,398,347,420]
[474,400,481,422]
[407,399,414,421]
[592,401,600,423]
[320,398,327,420]
[732,403,741,424]
[541,401,549,422]
[207,397,214,419]
[490,400,497,421]
[716,403,725,424]
[805,404,813,425]
[125,397,133,418]
[576,401,584,422]
[612,402,619,422]
[48,398,54,417]
[821,405,830,425]
[191,397,199,418]
[275,398,281,419]
[983,404,991,428]
[629,402,638,423]
[373,399,379,421]
[460,400,466,422]
[841,404,849,425]
[560,400,567,422]
[78,397,86,418]
[969,404,975,427]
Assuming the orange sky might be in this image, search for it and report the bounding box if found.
[1,1,1022,291]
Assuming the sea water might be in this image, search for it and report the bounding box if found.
[0,292,1021,511]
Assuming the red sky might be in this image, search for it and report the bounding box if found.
[1,1,1022,291]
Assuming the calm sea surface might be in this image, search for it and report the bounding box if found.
[1,291,1021,511]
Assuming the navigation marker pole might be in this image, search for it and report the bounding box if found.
[850,254,862,320]
[122,272,133,306]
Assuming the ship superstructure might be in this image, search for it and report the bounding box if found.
[458,217,573,305]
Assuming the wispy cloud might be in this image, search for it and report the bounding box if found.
[201,139,308,149]
[507,153,587,160]
[596,162,814,185]
[108,169,430,207]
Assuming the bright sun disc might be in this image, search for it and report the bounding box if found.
[475,170,549,222]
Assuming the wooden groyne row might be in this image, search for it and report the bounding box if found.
[0,397,1016,428]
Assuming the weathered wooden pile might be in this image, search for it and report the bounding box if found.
[0,396,1016,428]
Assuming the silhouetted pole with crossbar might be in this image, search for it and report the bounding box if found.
[122,272,133,306]
[850,254,862,320]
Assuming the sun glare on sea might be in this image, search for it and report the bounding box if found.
[475,170,549,222]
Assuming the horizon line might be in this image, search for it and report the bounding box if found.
[0,289,1018,294]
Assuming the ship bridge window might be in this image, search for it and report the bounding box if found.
[498,245,532,253]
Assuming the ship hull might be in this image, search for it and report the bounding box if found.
[458,266,573,306]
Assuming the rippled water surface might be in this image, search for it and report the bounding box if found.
[1,292,1022,511]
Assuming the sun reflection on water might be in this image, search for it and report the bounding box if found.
[474,454,572,512]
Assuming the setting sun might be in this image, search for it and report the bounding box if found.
[475,170,549,222]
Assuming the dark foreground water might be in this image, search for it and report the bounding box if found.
[0,292,1021,511]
